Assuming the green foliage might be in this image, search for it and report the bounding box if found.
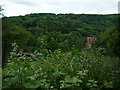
[2,44,120,89]
[95,26,120,57]
[2,13,120,89]
[60,75,83,88]
[86,80,98,88]
[5,13,117,52]
[2,17,31,68]
[2,18,31,47]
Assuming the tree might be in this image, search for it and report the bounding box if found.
[2,17,31,68]
[96,26,120,57]
[0,5,3,17]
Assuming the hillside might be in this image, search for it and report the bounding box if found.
[2,13,120,88]
[3,13,118,52]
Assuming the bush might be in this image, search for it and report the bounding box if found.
[2,44,120,88]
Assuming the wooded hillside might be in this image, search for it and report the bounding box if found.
[2,13,120,89]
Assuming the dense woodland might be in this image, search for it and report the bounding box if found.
[1,12,120,89]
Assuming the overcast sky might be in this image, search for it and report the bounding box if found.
[1,0,119,17]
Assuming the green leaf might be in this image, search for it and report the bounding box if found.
[87,83,91,86]
[72,77,78,82]
[10,52,17,56]
[64,75,73,83]
[24,82,40,88]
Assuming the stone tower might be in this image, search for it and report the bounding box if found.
[86,35,95,49]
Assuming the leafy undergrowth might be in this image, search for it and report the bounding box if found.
[2,44,120,89]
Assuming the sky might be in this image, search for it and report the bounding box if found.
[0,0,119,17]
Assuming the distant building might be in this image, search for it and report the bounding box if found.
[86,35,96,49]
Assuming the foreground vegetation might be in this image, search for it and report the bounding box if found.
[2,43,120,89]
